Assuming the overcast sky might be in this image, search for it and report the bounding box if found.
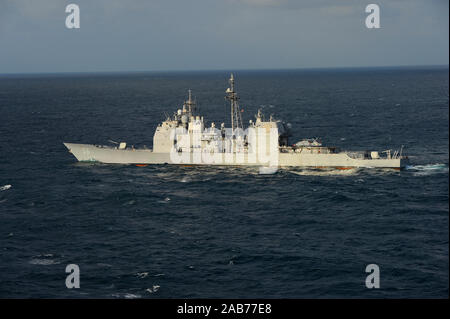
[0,0,448,73]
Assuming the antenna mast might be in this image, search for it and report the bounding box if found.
[184,89,196,115]
[225,73,242,134]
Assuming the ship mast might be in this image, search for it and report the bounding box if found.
[225,73,242,135]
[184,89,196,116]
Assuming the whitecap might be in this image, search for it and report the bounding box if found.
[136,272,149,278]
[124,293,141,299]
[29,258,60,265]
[29,253,60,265]
[258,166,278,175]
[159,197,171,203]
[112,293,141,299]
[146,285,160,293]
[0,185,11,191]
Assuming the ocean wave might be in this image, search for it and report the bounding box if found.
[112,293,141,299]
[406,163,448,176]
[157,197,171,203]
[406,163,448,170]
[146,285,160,294]
[288,168,361,176]
[1,184,12,191]
[29,254,60,265]
[180,176,191,182]
[29,258,60,265]
[258,167,278,175]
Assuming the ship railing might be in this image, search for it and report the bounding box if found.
[381,146,405,159]
[344,146,407,160]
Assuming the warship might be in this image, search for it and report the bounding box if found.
[64,74,409,169]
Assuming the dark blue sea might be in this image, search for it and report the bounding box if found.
[0,67,448,298]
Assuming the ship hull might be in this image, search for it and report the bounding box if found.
[64,143,408,168]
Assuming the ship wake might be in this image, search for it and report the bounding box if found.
[287,168,361,176]
[405,163,448,176]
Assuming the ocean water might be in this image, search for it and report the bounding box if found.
[0,67,448,298]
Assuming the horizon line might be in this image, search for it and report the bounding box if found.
[0,64,448,77]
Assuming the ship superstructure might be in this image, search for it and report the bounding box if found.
[64,74,409,169]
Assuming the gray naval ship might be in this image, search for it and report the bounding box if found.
[64,74,409,169]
